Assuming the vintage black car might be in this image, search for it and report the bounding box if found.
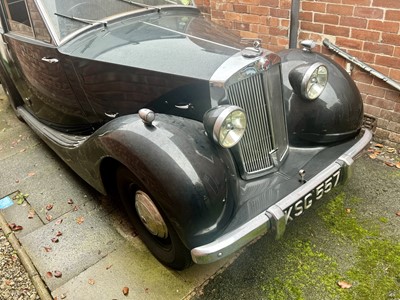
[0,0,372,269]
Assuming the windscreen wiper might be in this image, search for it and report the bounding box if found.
[117,0,161,12]
[55,12,107,27]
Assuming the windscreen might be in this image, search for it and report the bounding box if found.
[38,0,193,41]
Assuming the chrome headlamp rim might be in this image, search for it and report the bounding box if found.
[203,105,247,149]
[301,62,328,100]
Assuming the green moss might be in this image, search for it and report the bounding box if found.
[261,239,341,300]
[319,193,400,300]
[260,192,400,300]
[379,217,389,223]
[347,239,400,299]
[319,193,376,241]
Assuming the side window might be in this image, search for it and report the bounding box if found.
[4,0,34,37]
[3,0,52,43]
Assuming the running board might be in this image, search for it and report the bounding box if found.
[17,107,88,148]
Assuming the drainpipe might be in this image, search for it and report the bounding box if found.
[289,0,300,48]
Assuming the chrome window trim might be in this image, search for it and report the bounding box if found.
[35,0,59,45]
[34,1,198,46]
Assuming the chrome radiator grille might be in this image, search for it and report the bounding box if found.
[227,74,274,173]
[226,64,288,178]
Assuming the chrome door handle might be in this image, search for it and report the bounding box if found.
[41,57,59,64]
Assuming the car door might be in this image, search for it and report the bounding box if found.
[1,0,91,133]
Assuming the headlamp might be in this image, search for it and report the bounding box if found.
[203,105,247,148]
[289,62,328,100]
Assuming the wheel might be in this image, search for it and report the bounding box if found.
[0,64,24,121]
[115,166,192,270]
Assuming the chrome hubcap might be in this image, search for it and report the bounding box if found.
[135,190,168,239]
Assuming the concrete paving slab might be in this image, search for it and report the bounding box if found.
[0,145,56,198]
[0,124,41,160]
[0,143,98,224]
[51,240,233,300]
[19,205,125,291]
[51,243,189,300]
[0,192,44,238]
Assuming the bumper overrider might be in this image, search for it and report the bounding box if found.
[191,129,373,264]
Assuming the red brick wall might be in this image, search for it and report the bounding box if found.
[195,0,400,146]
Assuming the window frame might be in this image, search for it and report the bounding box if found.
[3,0,35,37]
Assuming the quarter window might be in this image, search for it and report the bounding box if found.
[4,0,34,37]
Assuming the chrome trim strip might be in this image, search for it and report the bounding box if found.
[209,51,280,87]
[35,0,60,45]
[191,129,372,264]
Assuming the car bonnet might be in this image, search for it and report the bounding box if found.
[59,9,242,81]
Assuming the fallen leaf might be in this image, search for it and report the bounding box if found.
[106,264,113,270]
[51,237,59,243]
[28,209,35,219]
[122,287,129,296]
[55,231,62,237]
[46,204,53,211]
[8,223,23,231]
[396,211,400,217]
[368,153,377,160]
[46,272,53,278]
[346,208,351,213]
[60,294,66,299]
[55,219,63,225]
[46,214,53,222]
[337,281,352,289]
[67,198,74,204]
[43,246,52,252]
[374,143,384,148]
[13,225,23,231]
[76,216,84,225]
[88,278,95,285]
[54,271,62,278]
[27,172,36,177]
[387,147,396,153]
[384,161,394,167]
[14,192,28,205]
[396,162,400,169]
[72,205,79,212]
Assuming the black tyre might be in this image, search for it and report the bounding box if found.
[115,166,192,270]
[0,64,24,120]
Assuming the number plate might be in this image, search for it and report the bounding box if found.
[284,169,341,222]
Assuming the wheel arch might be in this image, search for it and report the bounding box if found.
[95,114,235,249]
[278,48,364,144]
[99,156,121,199]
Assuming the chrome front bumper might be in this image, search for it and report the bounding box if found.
[191,129,372,264]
